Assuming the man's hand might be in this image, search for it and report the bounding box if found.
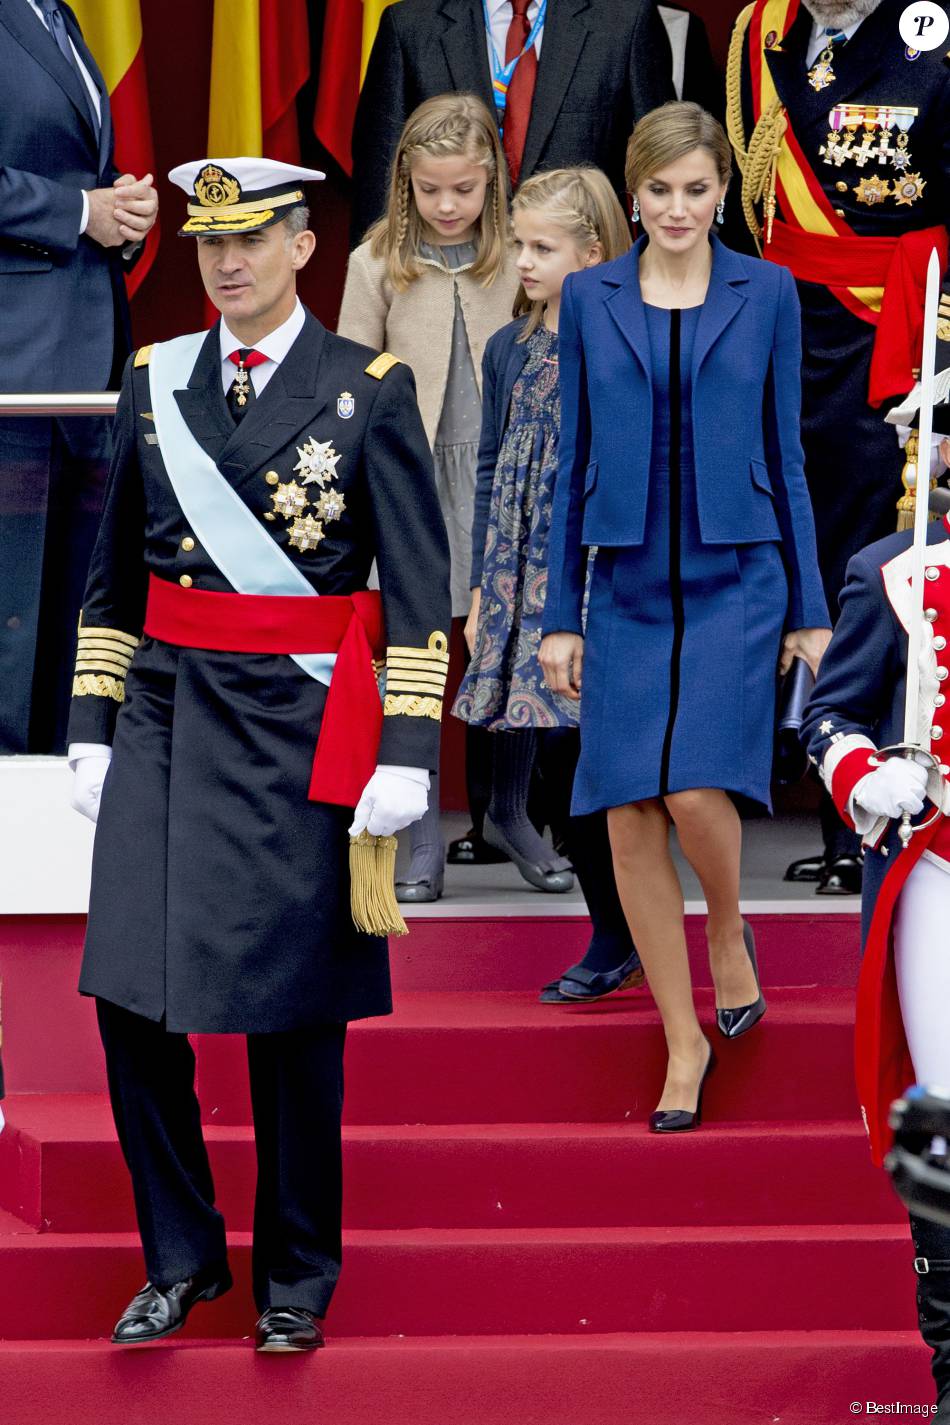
[852,757,928,821]
[349,765,429,838]
[540,632,584,701]
[85,174,158,248]
[69,745,113,823]
[113,172,158,243]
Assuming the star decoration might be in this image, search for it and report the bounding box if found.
[294,437,341,487]
[894,173,925,207]
[807,56,836,92]
[819,720,834,735]
[314,488,346,524]
[270,480,309,521]
[288,514,325,553]
[854,174,890,206]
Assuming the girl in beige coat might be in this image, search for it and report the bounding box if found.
[338,93,520,899]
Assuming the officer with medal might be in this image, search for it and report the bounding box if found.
[727,0,950,895]
[66,157,451,1351]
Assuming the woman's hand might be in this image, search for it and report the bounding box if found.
[940,437,950,469]
[780,626,832,679]
[540,632,584,701]
[464,588,481,656]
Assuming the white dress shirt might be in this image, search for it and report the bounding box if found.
[805,16,863,66]
[26,0,102,235]
[485,0,544,75]
[218,297,306,397]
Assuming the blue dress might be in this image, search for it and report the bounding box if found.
[454,325,579,730]
[573,303,788,816]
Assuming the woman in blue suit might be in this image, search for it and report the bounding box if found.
[541,103,830,1132]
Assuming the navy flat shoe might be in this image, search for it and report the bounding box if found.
[715,921,767,1040]
[556,950,645,1001]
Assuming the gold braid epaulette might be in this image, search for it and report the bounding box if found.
[725,3,787,253]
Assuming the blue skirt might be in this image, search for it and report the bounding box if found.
[572,454,788,817]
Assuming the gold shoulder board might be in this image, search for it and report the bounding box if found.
[133,344,154,368]
[365,352,401,380]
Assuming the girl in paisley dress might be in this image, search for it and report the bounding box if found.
[454,169,644,1002]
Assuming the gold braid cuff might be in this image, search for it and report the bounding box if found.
[72,674,125,703]
[726,3,787,252]
[383,694,442,721]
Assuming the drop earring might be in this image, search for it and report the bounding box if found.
[715,198,725,225]
[632,195,640,223]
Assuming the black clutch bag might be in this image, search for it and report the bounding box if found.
[773,656,815,785]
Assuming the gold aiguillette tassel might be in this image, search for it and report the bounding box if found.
[349,831,409,938]
[895,431,939,532]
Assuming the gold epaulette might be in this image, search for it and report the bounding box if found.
[383,631,449,721]
[365,352,401,380]
[133,344,154,368]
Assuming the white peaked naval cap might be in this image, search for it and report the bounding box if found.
[168,157,326,235]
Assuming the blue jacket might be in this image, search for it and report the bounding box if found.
[0,0,129,392]
[469,317,531,590]
[543,235,828,635]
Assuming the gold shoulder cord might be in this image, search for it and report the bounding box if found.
[726,3,787,253]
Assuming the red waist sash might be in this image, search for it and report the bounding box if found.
[144,574,385,808]
[768,221,949,408]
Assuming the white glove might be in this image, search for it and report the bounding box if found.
[852,757,929,820]
[68,742,113,824]
[349,764,430,838]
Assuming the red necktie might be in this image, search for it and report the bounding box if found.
[502,0,538,187]
[226,347,268,423]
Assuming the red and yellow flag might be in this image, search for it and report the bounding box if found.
[208,0,310,163]
[314,0,402,174]
[70,0,157,297]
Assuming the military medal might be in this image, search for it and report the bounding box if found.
[270,481,309,520]
[288,514,325,552]
[854,174,890,205]
[807,45,838,92]
[337,391,354,420]
[894,173,926,207]
[294,436,341,487]
[232,364,251,407]
[314,489,346,523]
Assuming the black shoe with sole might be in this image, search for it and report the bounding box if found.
[112,1266,233,1344]
[255,1306,325,1353]
[715,921,767,1040]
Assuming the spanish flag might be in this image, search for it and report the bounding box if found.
[69,0,157,297]
[208,0,310,162]
[314,0,402,174]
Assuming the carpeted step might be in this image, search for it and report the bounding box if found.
[0,1332,933,1425]
[194,988,859,1125]
[0,1095,900,1233]
[0,1222,919,1340]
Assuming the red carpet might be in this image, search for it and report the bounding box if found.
[0,911,933,1422]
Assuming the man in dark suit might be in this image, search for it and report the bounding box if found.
[350,0,677,247]
[0,0,157,753]
[67,158,451,1351]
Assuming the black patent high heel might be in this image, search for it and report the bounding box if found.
[649,1041,716,1133]
[716,920,767,1040]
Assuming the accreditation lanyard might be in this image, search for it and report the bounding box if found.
[483,0,547,125]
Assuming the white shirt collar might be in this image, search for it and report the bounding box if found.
[806,16,864,64]
[219,297,305,368]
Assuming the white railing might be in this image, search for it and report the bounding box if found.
[0,393,118,415]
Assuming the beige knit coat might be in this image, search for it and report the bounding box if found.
[336,241,522,448]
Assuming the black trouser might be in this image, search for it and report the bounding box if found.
[96,998,347,1317]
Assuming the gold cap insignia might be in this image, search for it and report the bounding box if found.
[194,164,241,208]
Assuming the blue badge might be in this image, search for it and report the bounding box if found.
[337,391,355,420]
[906,44,922,59]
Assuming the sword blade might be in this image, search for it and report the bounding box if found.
[903,248,943,746]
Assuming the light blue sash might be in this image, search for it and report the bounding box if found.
[148,332,336,686]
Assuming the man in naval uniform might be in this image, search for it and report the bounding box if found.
[802,316,950,1413]
[727,0,950,894]
[66,158,451,1351]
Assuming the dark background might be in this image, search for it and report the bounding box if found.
[129,0,740,344]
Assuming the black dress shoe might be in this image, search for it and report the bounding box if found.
[447,828,509,865]
[649,1043,716,1133]
[716,921,767,1040]
[255,1306,325,1353]
[784,853,826,883]
[557,950,646,1001]
[112,1266,232,1344]
[816,853,863,896]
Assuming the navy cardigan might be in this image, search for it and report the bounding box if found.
[469,317,532,591]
